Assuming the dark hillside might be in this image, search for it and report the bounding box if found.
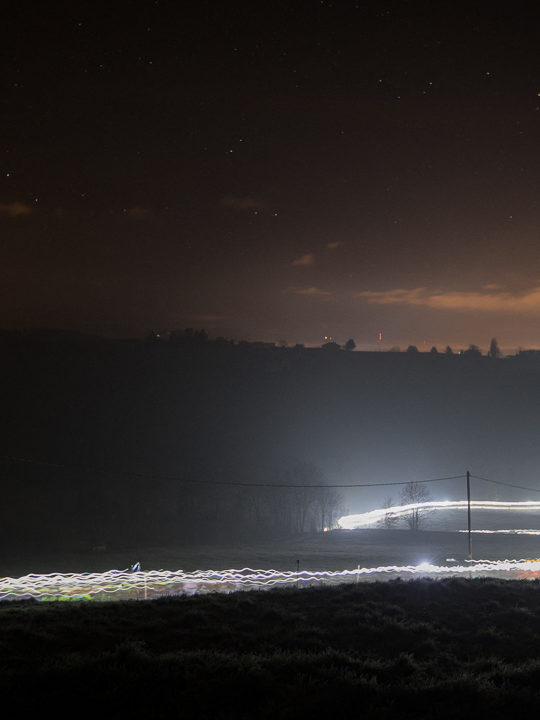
[2,333,540,549]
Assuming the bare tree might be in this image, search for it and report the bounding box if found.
[488,337,501,358]
[378,496,399,528]
[288,463,322,533]
[279,463,344,533]
[315,486,344,531]
[400,482,431,531]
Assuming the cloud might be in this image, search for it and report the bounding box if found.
[285,286,334,297]
[327,241,343,249]
[357,288,426,305]
[291,252,315,266]
[0,201,32,217]
[357,286,540,314]
[221,195,264,211]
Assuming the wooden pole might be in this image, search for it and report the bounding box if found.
[467,470,472,560]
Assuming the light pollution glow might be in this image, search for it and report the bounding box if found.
[338,500,540,529]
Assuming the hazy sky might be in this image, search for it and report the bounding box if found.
[3,0,540,350]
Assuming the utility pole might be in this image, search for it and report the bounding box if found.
[466,470,472,561]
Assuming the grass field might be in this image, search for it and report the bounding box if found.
[4,577,540,718]
[4,530,540,717]
[3,527,540,577]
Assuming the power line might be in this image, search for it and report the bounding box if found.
[471,474,540,495]
[247,474,466,489]
[0,456,464,489]
[8,456,540,494]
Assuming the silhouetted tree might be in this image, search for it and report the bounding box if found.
[430,346,438,354]
[170,328,208,344]
[292,488,314,533]
[445,345,453,355]
[488,337,501,358]
[378,496,399,528]
[266,466,310,535]
[264,484,293,535]
[344,338,356,351]
[400,481,431,530]
[288,463,329,533]
[464,344,482,357]
[406,345,419,353]
[315,486,344,530]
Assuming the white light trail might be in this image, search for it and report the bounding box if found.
[458,529,540,535]
[2,560,540,602]
[338,500,540,529]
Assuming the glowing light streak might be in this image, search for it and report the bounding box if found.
[338,500,540,529]
[3,560,540,602]
[458,529,540,535]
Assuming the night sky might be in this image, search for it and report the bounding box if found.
[3,1,540,350]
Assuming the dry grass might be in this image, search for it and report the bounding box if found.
[3,578,540,718]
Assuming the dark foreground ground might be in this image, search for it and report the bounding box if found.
[4,578,540,718]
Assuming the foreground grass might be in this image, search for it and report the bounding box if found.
[3,578,540,718]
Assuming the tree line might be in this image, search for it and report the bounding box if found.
[149,328,505,358]
[379,482,432,531]
[0,461,344,551]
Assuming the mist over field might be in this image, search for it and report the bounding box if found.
[2,330,540,563]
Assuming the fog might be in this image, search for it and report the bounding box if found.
[2,329,540,555]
